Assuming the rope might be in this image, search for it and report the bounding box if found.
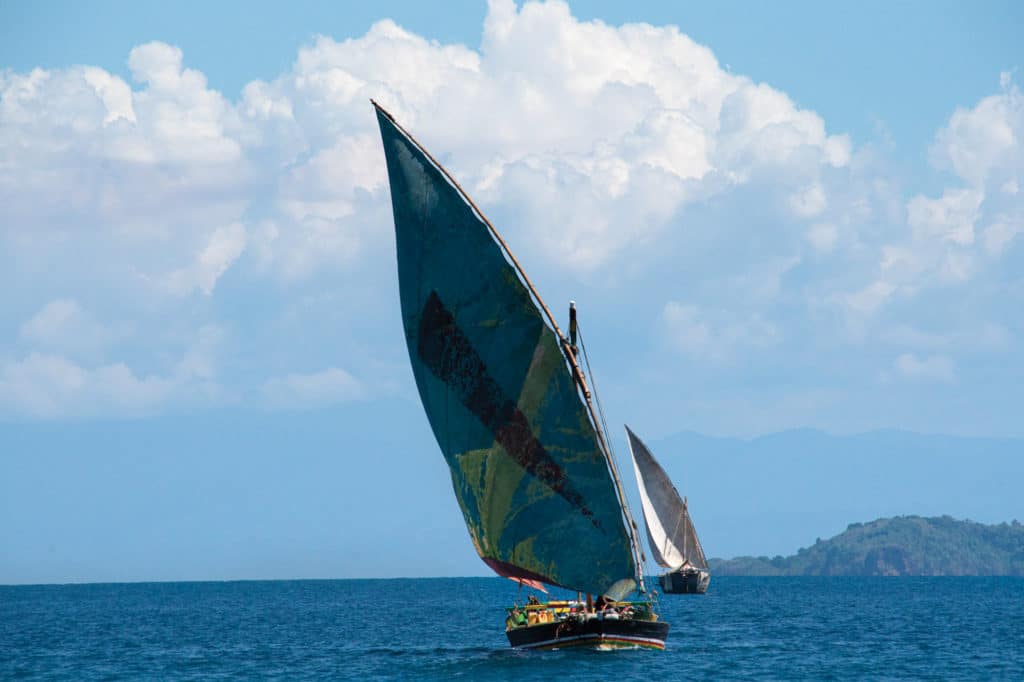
[576,321,648,593]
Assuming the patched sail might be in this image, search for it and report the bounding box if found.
[375,104,636,598]
[625,426,707,570]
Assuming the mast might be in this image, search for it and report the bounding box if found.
[682,497,689,567]
[568,301,578,355]
[371,99,647,594]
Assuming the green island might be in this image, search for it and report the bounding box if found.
[709,516,1024,576]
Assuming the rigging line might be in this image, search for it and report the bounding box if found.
[577,326,615,467]
[682,508,688,566]
[666,507,687,567]
[576,321,647,591]
[692,514,708,567]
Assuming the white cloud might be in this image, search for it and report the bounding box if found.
[175,324,226,381]
[881,323,1011,353]
[19,299,114,355]
[126,42,242,165]
[660,302,712,356]
[930,72,1021,189]
[843,281,896,316]
[0,0,853,292]
[659,301,778,361]
[0,318,227,418]
[806,222,839,253]
[164,222,248,296]
[1,2,1020,425]
[982,215,1024,256]
[893,353,955,383]
[906,188,982,246]
[0,353,175,418]
[261,367,365,409]
[854,187,983,292]
[81,67,136,124]
[789,183,827,218]
[0,47,254,324]
[240,0,850,274]
[835,74,1022,320]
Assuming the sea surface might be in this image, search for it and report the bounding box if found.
[2,577,1023,680]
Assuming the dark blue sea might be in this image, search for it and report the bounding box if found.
[3,577,1023,679]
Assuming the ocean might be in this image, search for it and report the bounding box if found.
[2,577,1022,679]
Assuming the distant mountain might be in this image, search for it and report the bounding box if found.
[708,516,1024,576]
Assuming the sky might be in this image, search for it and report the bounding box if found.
[1,0,1022,583]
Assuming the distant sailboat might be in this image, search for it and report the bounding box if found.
[373,100,669,649]
[625,426,711,594]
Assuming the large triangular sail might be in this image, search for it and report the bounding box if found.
[374,102,640,599]
[625,426,708,571]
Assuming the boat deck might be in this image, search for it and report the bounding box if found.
[504,600,668,650]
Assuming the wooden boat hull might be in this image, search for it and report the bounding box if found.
[507,617,669,650]
[659,568,710,594]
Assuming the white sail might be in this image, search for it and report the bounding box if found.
[625,426,708,571]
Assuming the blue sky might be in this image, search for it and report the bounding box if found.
[1,0,1022,583]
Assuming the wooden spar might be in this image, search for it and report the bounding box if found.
[371,99,647,592]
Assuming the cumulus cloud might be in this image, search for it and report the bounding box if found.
[930,71,1022,189]
[0,315,227,418]
[0,1,1019,421]
[18,299,115,356]
[806,222,839,253]
[164,222,248,296]
[906,188,982,247]
[1,1,851,287]
[0,353,175,419]
[983,216,1024,256]
[235,0,850,274]
[880,323,1011,353]
[843,281,897,317]
[893,353,955,383]
[835,72,1022,329]
[659,301,779,362]
[261,367,365,409]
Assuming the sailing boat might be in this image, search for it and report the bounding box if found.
[625,426,711,594]
[373,100,669,650]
